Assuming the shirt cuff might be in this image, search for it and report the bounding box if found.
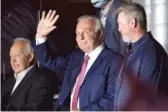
[36,37,47,45]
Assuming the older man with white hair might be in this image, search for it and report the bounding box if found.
[1,38,55,111]
[33,10,123,111]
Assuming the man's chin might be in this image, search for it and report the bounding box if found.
[122,37,130,43]
[13,70,21,74]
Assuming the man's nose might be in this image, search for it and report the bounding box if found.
[78,34,85,40]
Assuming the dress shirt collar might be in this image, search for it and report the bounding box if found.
[85,43,104,59]
[14,65,35,81]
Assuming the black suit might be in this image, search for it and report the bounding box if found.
[1,66,55,111]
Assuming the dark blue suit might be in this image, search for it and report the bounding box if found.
[33,41,123,111]
[98,0,127,55]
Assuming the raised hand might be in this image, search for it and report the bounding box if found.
[36,10,59,38]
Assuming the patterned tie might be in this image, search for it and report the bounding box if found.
[72,55,90,110]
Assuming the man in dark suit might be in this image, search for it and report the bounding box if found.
[115,3,168,110]
[90,0,129,55]
[1,38,55,111]
[33,10,123,111]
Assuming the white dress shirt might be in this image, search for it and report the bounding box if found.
[11,65,35,95]
[70,44,104,110]
[36,37,47,45]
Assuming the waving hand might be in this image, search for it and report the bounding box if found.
[36,10,59,38]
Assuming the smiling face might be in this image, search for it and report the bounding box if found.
[10,41,32,74]
[75,19,102,53]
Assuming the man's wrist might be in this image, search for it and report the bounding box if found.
[35,33,47,45]
[35,32,46,38]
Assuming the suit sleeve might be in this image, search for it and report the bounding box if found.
[80,56,123,111]
[33,41,70,72]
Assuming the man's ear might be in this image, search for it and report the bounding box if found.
[97,29,103,39]
[29,53,34,63]
[131,18,137,28]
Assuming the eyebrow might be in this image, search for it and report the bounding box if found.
[83,28,93,31]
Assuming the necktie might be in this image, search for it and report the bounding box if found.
[72,55,90,110]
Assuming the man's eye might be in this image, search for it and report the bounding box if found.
[83,31,90,35]
[76,33,81,37]
[83,30,90,33]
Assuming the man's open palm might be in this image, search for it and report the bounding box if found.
[37,10,59,37]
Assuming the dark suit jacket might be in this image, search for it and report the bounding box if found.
[33,41,123,111]
[97,0,127,55]
[1,66,55,111]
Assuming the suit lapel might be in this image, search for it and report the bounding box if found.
[7,76,16,94]
[9,66,37,102]
[70,52,84,89]
[81,48,106,87]
[70,67,81,89]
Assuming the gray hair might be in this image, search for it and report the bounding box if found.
[13,37,34,55]
[117,3,147,31]
[77,15,103,32]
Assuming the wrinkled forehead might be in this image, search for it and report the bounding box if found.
[10,42,25,54]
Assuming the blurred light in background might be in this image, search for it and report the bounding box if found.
[132,0,168,53]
